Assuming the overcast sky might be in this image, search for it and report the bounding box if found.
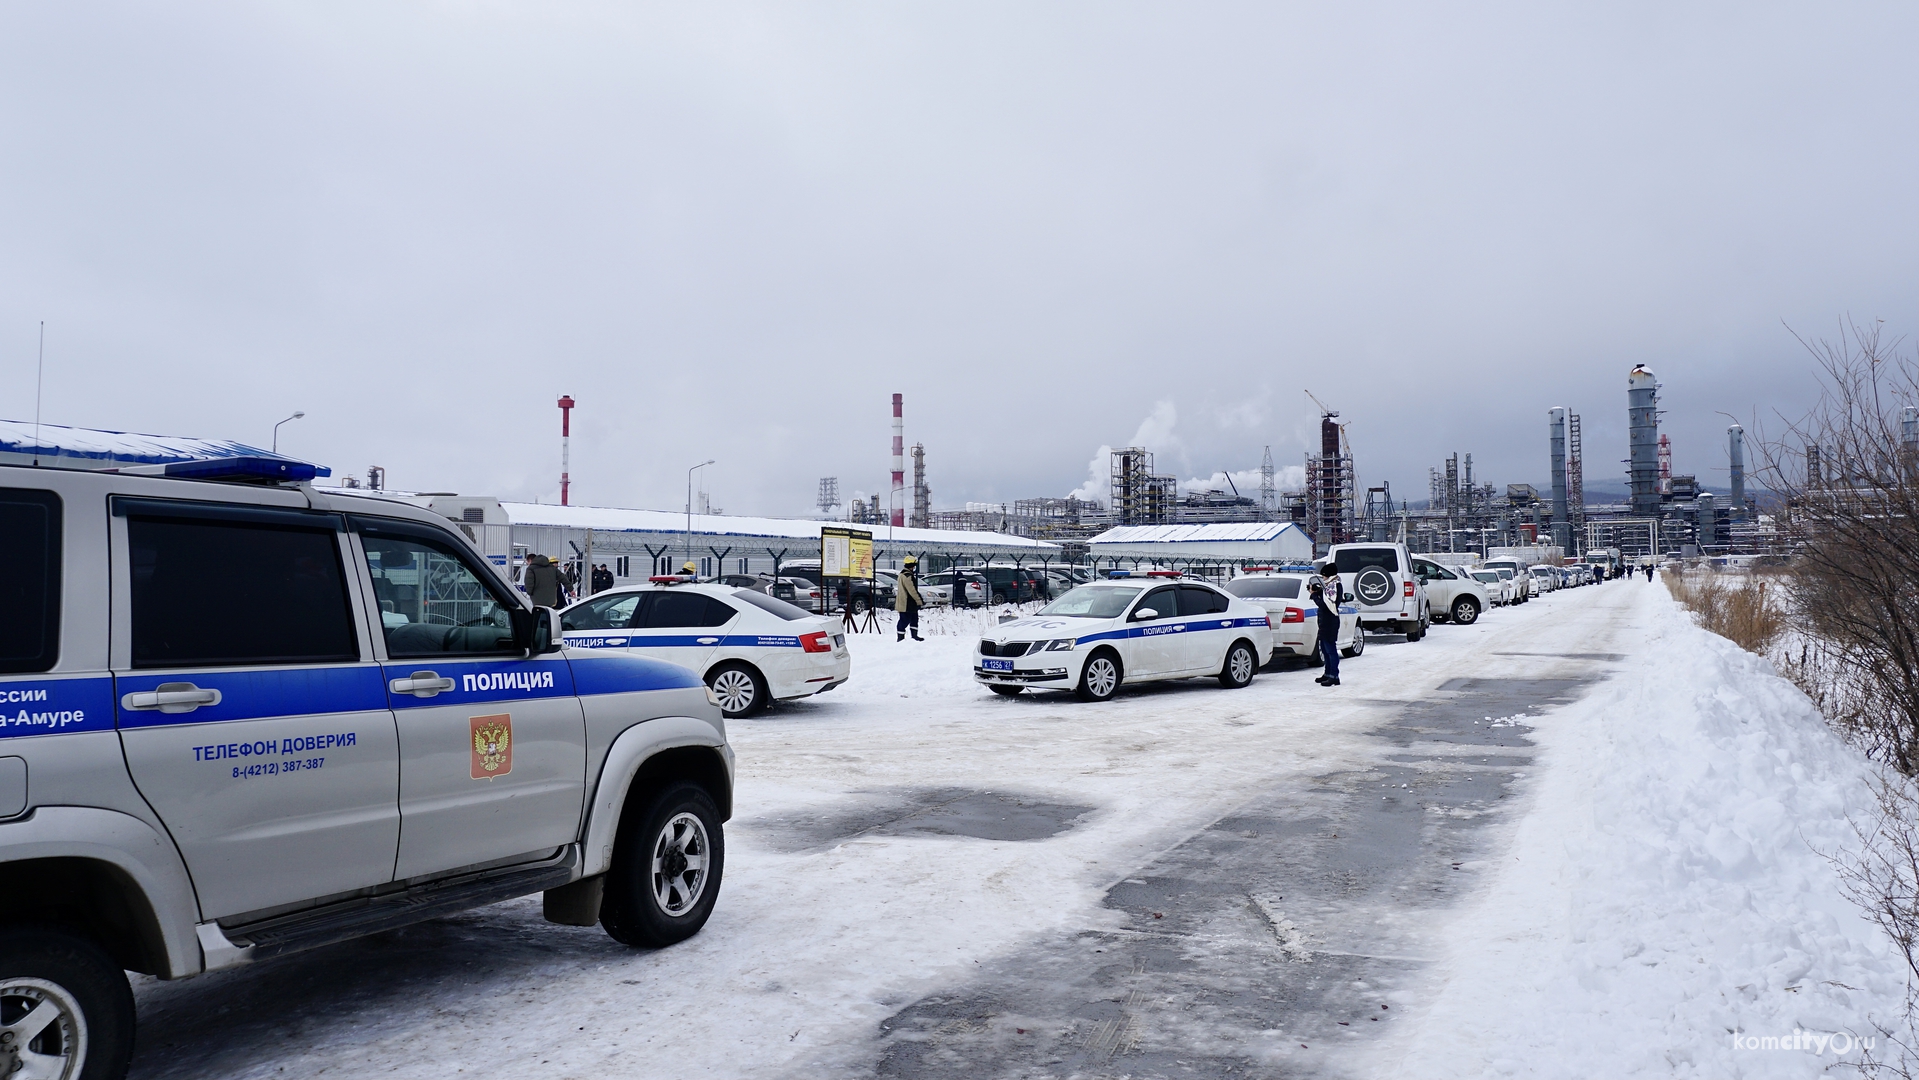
[3,2,1914,515]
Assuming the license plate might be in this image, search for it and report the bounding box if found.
[982,658,1015,672]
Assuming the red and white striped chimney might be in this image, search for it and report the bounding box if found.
[558,394,575,505]
[891,393,905,527]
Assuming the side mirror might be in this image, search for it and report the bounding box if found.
[1341,590,1354,603]
[1132,607,1159,621]
[515,606,564,655]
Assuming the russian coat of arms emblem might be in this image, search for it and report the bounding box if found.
[470,714,513,779]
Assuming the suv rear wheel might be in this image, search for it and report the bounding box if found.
[0,927,134,1080]
[601,781,725,948]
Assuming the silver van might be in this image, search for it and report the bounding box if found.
[0,458,733,1080]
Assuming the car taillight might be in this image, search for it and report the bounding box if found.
[800,631,832,653]
[1281,607,1306,623]
[1403,581,1415,597]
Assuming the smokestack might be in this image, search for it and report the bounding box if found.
[1627,365,1661,514]
[890,394,905,528]
[1548,407,1569,550]
[557,395,575,505]
[1727,424,1745,520]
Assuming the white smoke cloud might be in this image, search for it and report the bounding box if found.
[1066,400,1186,504]
[1180,465,1308,498]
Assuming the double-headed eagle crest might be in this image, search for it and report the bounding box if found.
[469,714,513,779]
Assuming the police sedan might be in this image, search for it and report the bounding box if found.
[561,578,851,717]
[974,573,1275,701]
[1222,569,1364,661]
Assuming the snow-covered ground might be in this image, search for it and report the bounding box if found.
[1375,583,1907,1078]
[126,582,1908,1079]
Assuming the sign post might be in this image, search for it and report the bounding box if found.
[821,526,877,632]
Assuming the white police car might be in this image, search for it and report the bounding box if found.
[974,572,1274,701]
[561,578,851,717]
[1222,568,1364,660]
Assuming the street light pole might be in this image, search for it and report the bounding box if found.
[686,459,714,574]
[272,411,305,454]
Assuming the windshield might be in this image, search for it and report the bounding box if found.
[1224,577,1302,599]
[1038,584,1142,619]
[1332,547,1399,574]
[1495,569,1515,579]
[1471,572,1499,583]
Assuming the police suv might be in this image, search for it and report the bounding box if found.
[1324,541,1431,640]
[560,578,851,718]
[974,572,1275,701]
[0,459,734,1080]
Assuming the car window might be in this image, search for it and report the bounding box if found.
[1422,563,1456,580]
[0,489,60,674]
[564,591,648,631]
[1038,585,1141,619]
[1178,585,1229,616]
[1134,586,1177,620]
[1333,547,1399,574]
[1224,577,1302,600]
[646,591,736,628]
[732,588,815,621]
[1496,569,1515,579]
[130,515,358,668]
[361,531,518,657]
[1471,572,1499,583]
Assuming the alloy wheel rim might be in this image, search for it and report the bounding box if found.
[710,670,756,713]
[1,977,87,1080]
[651,812,711,916]
[1229,648,1253,683]
[1087,658,1117,696]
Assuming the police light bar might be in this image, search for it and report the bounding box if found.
[648,575,699,584]
[1107,569,1183,579]
[109,456,331,483]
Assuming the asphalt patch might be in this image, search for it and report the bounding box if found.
[865,672,1606,1078]
[756,788,1095,851]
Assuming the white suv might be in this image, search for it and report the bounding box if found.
[1324,542,1430,640]
[0,459,734,1080]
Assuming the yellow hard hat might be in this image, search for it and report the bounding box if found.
[903,555,918,565]
[681,561,698,574]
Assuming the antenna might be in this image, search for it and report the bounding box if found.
[32,321,44,467]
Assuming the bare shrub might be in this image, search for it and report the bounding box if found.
[1664,569,1786,655]
[1752,320,1919,774]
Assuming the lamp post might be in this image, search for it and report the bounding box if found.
[686,459,714,573]
[272,411,305,453]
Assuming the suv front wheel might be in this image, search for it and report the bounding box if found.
[601,782,726,948]
[0,927,134,1080]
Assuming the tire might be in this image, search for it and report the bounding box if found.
[1217,641,1256,689]
[705,663,767,718]
[1342,625,1366,658]
[1451,597,1481,625]
[601,781,725,948]
[992,591,1008,605]
[0,927,134,1080]
[988,685,1025,697]
[1075,650,1122,702]
[851,596,870,615]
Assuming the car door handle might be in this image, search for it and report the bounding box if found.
[121,682,222,714]
[389,671,456,698]
[696,637,719,645]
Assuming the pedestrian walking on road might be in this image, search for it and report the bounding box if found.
[524,553,560,608]
[1310,571,1341,687]
[1644,563,1654,581]
[895,557,924,641]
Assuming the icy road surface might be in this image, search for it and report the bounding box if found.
[122,581,1880,1078]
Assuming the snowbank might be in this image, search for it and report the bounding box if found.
[1379,586,1908,1076]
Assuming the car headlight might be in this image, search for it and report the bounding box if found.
[1044,638,1077,652]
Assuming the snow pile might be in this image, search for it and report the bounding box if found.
[1380,587,1908,1077]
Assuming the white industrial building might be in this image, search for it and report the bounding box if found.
[340,491,1061,584]
[1086,522,1315,572]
